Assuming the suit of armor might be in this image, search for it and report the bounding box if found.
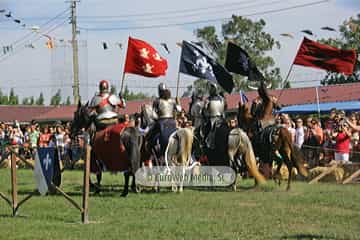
[202,83,226,149]
[89,92,126,130]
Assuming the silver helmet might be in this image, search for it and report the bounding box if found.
[208,82,218,96]
[158,82,167,96]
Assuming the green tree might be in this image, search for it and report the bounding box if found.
[122,86,148,100]
[8,88,19,105]
[110,85,117,94]
[187,15,282,94]
[50,89,62,106]
[35,92,45,105]
[0,89,9,105]
[64,96,71,105]
[320,14,360,85]
[22,97,30,105]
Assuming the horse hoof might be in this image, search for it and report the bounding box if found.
[232,184,237,192]
[132,186,141,193]
[120,191,129,197]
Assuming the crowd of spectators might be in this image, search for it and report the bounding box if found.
[276,108,360,167]
[1,107,359,169]
[0,120,84,168]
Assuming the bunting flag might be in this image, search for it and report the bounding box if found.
[280,33,294,39]
[225,41,265,82]
[33,148,56,196]
[301,29,314,36]
[293,37,357,76]
[124,37,168,77]
[179,40,234,93]
[321,26,336,32]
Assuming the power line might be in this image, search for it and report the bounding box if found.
[0,8,71,59]
[78,0,259,19]
[78,0,286,24]
[0,18,70,63]
[79,0,329,31]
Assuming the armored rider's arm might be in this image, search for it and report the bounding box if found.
[174,97,182,113]
[118,92,126,108]
[258,80,271,103]
[88,96,98,118]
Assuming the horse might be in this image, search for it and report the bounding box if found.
[139,104,198,192]
[237,102,308,190]
[70,101,141,197]
[164,127,200,192]
[188,98,266,189]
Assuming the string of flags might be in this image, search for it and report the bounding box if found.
[280,23,358,39]
[0,8,56,55]
[0,8,26,28]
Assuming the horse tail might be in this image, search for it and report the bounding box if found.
[177,128,194,165]
[165,128,194,167]
[291,144,309,177]
[237,129,266,184]
[122,127,141,174]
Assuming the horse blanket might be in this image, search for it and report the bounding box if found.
[91,123,129,173]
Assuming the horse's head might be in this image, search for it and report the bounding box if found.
[238,103,253,122]
[140,104,157,129]
[70,101,92,139]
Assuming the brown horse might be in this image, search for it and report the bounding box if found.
[71,101,141,197]
[238,91,308,190]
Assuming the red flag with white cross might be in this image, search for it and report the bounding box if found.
[124,37,168,77]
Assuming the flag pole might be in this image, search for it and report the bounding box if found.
[315,86,321,126]
[120,72,126,96]
[282,63,294,88]
[176,72,181,98]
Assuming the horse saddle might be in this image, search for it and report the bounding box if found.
[253,124,280,147]
[149,119,177,155]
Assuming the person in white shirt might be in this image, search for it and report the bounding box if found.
[295,118,305,148]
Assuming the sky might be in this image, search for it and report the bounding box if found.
[0,0,359,104]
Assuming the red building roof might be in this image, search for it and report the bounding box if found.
[0,105,55,124]
[1,83,360,123]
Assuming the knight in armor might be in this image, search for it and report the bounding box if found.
[146,82,181,154]
[202,82,226,149]
[189,89,204,130]
[89,80,126,131]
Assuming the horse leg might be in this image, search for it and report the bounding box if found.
[130,173,140,193]
[286,162,292,191]
[274,164,282,186]
[228,151,237,192]
[283,150,293,191]
[121,171,130,197]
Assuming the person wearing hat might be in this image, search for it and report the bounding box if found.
[89,79,126,131]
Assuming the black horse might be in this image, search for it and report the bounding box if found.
[70,101,141,197]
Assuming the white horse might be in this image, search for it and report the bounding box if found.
[140,104,199,192]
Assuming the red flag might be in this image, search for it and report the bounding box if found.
[124,37,168,77]
[293,37,357,76]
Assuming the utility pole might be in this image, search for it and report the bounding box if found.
[71,0,80,104]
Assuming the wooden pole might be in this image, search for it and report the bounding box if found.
[81,144,91,224]
[309,164,338,184]
[342,168,360,184]
[10,152,18,216]
[119,73,126,96]
[176,72,181,98]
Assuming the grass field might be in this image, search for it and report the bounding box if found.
[0,169,359,240]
